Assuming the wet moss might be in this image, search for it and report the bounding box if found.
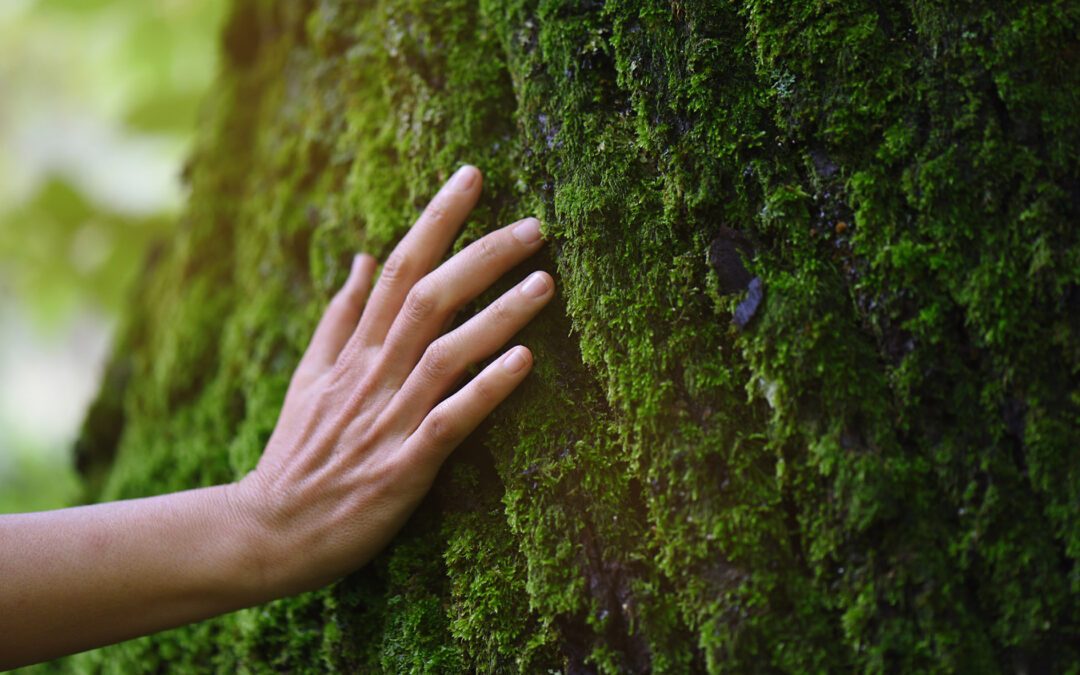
[26,0,1080,672]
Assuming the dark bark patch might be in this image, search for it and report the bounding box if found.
[708,226,755,295]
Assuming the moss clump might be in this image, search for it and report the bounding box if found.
[25,0,1080,672]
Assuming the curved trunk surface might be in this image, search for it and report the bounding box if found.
[54,1,1080,672]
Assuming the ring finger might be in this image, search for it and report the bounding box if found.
[376,217,545,386]
[383,269,554,435]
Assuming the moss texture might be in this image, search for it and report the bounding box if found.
[25,0,1080,672]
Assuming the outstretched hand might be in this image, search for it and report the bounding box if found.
[232,164,553,594]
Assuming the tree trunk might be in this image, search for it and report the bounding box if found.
[68,0,1080,672]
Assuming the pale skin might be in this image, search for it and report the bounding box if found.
[0,165,554,669]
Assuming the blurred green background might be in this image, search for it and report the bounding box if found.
[0,0,224,512]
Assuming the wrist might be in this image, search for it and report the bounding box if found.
[219,478,284,604]
[225,472,334,602]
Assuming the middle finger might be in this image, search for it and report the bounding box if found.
[376,216,545,387]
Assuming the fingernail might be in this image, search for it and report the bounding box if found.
[501,347,529,373]
[512,218,542,244]
[521,271,550,298]
[449,165,477,191]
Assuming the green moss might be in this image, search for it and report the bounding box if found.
[27,0,1080,672]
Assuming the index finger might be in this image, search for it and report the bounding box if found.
[348,165,482,352]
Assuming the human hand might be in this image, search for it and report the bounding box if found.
[231,165,552,597]
[0,166,550,668]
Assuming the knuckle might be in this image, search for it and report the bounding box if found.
[328,344,370,386]
[404,282,441,323]
[487,296,514,326]
[379,252,411,286]
[425,408,457,446]
[375,453,407,483]
[422,196,449,224]
[421,338,457,380]
[470,374,498,406]
[474,234,501,265]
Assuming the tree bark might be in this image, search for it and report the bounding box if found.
[68,0,1080,672]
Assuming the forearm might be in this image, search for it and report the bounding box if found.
[0,484,264,669]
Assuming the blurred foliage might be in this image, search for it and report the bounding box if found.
[0,0,225,325]
[0,0,223,512]
[0,180,169,326]
[31,0,223,135]
[0,432,82,513]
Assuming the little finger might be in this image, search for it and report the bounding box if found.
[403,346,534,468]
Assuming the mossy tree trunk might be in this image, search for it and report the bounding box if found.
[60,0,1080,672]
